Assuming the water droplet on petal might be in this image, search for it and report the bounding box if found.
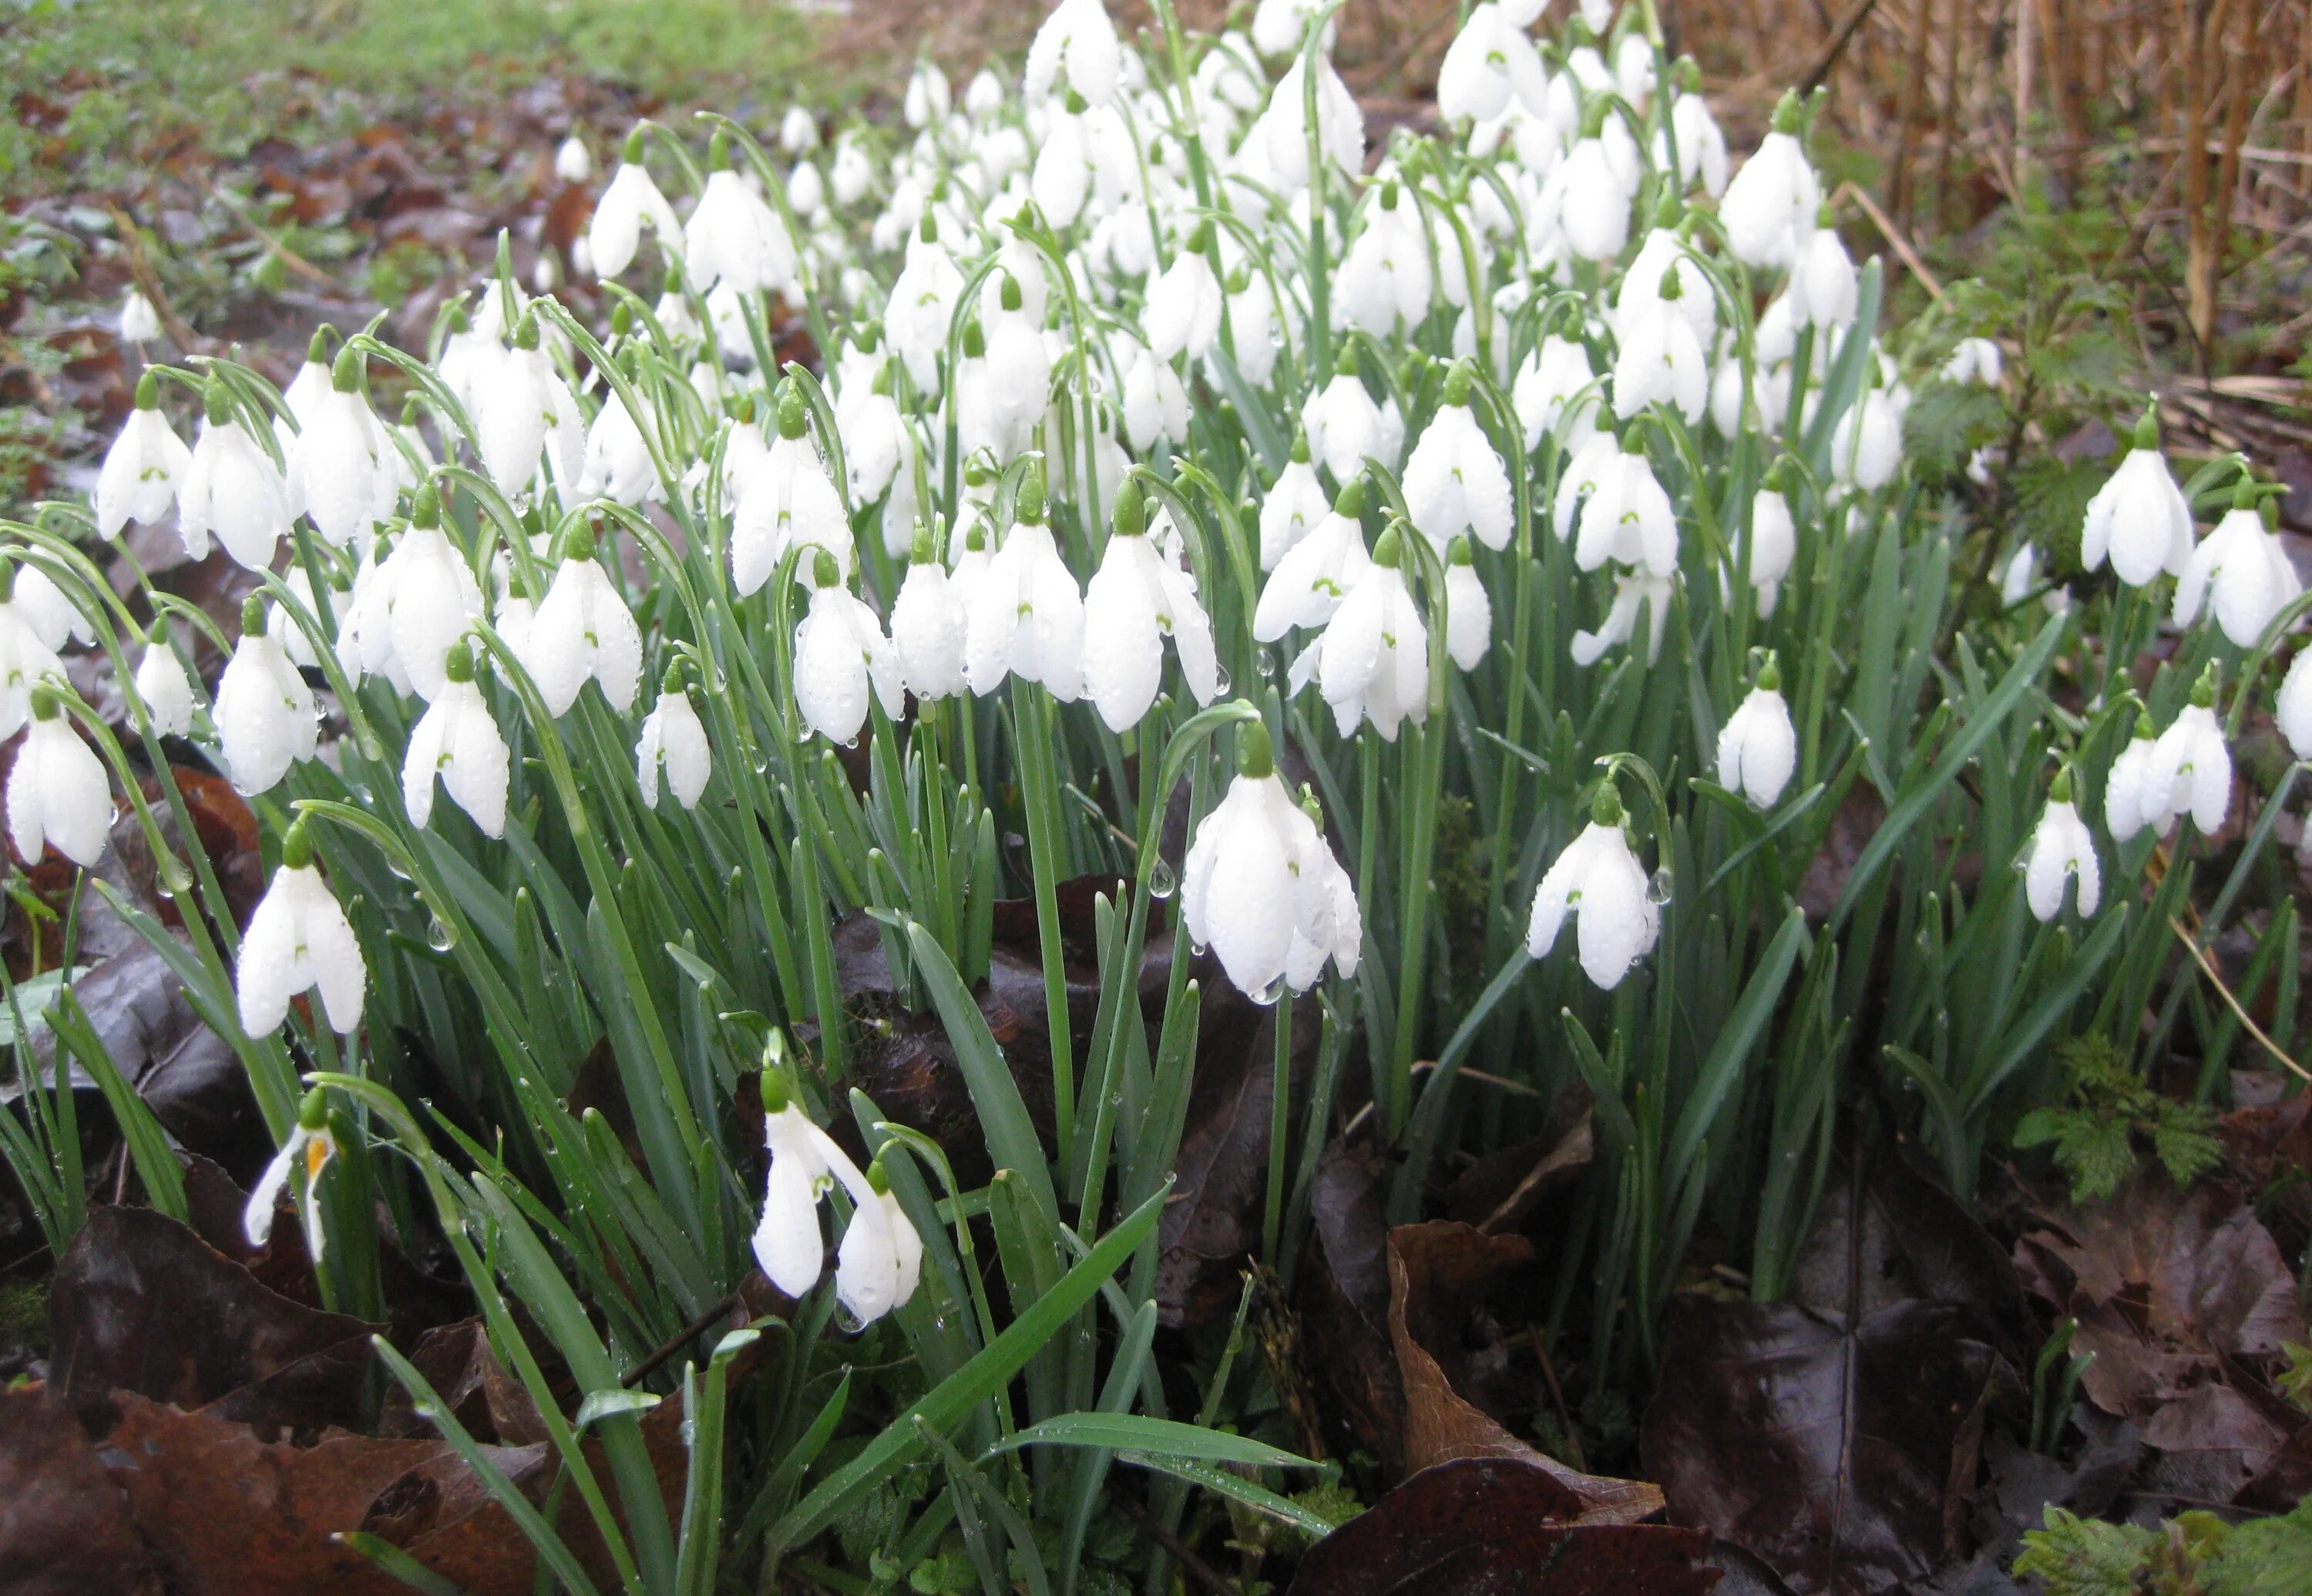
[1248,975,1285,1006]
[1211,664,1232,695]
[1148,858,1177,899]
[1646,866,1675,906]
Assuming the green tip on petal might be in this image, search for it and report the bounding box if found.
[1447,536,1474,567]
[961,320,986,358]
[1658,262,1683,300]
[1000,271,1023,312]
[1371,523,1403,569]
[241,595,268,638]
[623,126,646,164]
[2132,402,2159,453]
[29,683,62,723]
[759,1062,788,1114]
[1591,779,1625,828]
[1334,476,1366,519]
[2134,710,2156,741]
[1769,89,1804,136]
[1756,653,1781,693]
[2050,767,2074,805]
[1443,363,1472,406]
[1237,717,1275,779]
[512,311,541,351]
[707,128,730,169]
[1290,432,1310,465]
[2191,663,2218,709]
[443,638,475,684]
[296,1085,330,1131]
[305,327,334,368]
[1112,480,1145,539]
[204,376,234,427]
[134,369,160,411]
[330,342,363,394]
[1016,464,1047,524]
[281,818,314,871]
[412,483,440,528]
[775,381,809,440]
[812,546,841,589]
[909,518,936,564]
[1335,345,1360,380]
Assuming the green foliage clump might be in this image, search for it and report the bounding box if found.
[2017,1497,2312,1596]
[2013,1035,2223,1205]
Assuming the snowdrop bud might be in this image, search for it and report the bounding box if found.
[1527,778,1660,990]
[2280,650,2312,764]
[403,639,511,837]
[685,144,798,295]
[1716,660,1796,808]
[833,1156,926,1326]
[181,378,291,569]
[297,343,397,548]
[1302,354,1387,483]
[2081,406,2193,586]
[1746,483,1796,617]
[892,524,967,701]
[2024,768,2101,922]
[476,314,586,499]
[1941,336,2004,387]
[905,62,952,129]
[96,371,192,539]
[134,637,196,739]
[1259,436,1332,569]
[1720,92,1820,268]
[238,820,365,1037]
[794,548,902,745]
[1147,231,1224,362]
[1611,281,1709,425]
[1558,130,1632,262]
[1443,539,1493,670]
[751,1063,832,1297]
[1082,482,1221,731]
[1403,367,1514,553]
[1789,222,1858,330]
[1832,388,1903,492]
[7,687,109,868]
[244,1087,337,1257]
[555,133,593,184]
[525,523,643,717]
[733,384,852,596]
[580,382,661,507]
[590,131,682,280]
[1669,90,1729,197]
[1315,524,1428,741]
[832,138,872,207]
[1027,0,1123,107]
[119,287,161,344]
[215,598,318,795]
[2147,669,2232,835]
[2173,480,2300,648]
[2104,711,2173,842]
[781,106,819,154]
[0,566,63,741]
[637,667,712,810]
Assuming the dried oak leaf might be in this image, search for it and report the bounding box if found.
[1642,1156,2012,1594]
[1296,1134,1406,1467]
[1439,1083,1594,1232]
[1284,1457,1718,1596]
[50,1205,380,1435]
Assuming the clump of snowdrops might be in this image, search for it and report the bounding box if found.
[13,0,2311,1584]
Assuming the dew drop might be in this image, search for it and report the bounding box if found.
[1211,663,1232,695]
[1188,938,1208,959]
[1148,857,1177,899]
[427,916,459,953]
[1646,866,1675,906]
[385,854,415,882]
[157,851,194,895]
[1248,975,1285,1007]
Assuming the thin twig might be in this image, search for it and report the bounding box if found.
[198,173,340,288]
[620,1290,744,1387]
[1831,180,1945,297]
[1117,1494,1233,1595]
[2168,915,2312,1083]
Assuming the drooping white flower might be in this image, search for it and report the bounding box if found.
[1123,342,1191,454]
[96,371,192,539]
[2173,492,2300,649]
[244,1089,338,1258]
[133,637,197,738]
[793,550,903,745]
[2146,681,2231,836]
[1259,440,1334,569]
[295,353,398,548]
[180,390,291,570]
[1571,569,1677,666]
[829,1155,926,1326]
[890,537,967,703]
[2280,650,2312,764]
[1081,486,1220,731]
[2104,711,2174,842]
[1561,436,1679,579]
[1557,131,1633,262]
[119,287,161,344]
[1147,231,1225,361]
[832,137,873,207]
[1528,781,1659,990]
[752,1089,834,1297]
[214,600,318,795]
[1251,0,1332,57]
[1180,720,1360,996]
[1744,486,1797,617]
[1830,388,1903,491]
[637,675,712,809]
[367,499,486,701]
[963,473,1084,701]
[1258,55,1365,193]
[1788,225,1859,331]
[1437,2,1547,125]
[1611,281,1709,425]
[473,317,585,498]
[555,133,593,183]
[237,823,365,1037]
[523,526,643,717]
[685,163,797,295]
[1716,665,1796,808]
[578,385,662,506]
[1026,0,1123,106]
[1443,539,1492,671]
[402,640,510,837]
[6,690,109,868]
[1313,523,1428,741]
[1668,91,1729,197]
[835,368,905,503]
[1719,95,1820,268]
[1335,185,1433,336]
[2024,771,2100,922]
[1941,337,2005,388]
[733,387,852,596]
[1256,478,1373,641]
[1302,360,1390,483]
[2081,412,2194,586]
[0,579,63,744]
[781,105,819,153]
[1403,369,1513,553]
[1514,334,1601,454]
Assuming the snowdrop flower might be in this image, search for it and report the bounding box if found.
[1256,478,1373,641]
[1668,88,1729,197]
[685,152,797,294]
[524,523,643,717]
[180,383,291,569]
[832,137,873,207]
[368,492,486,701]
[244,1089,338,1258]
[1335,186,1433,336]
[2024,769,2100,922]
[555,133,593,183]
[1406,371,1514,559]
[1302,355,1390,483]
[297,345,397,546]
[1123,343,1190,453]
[2104,711,2173,842]
[96,371,192,539]
[119,287,161,344]
[1716,660,1796,808]
[1181,720,1361,997]
[402,640,510,837]
[2147,674,2232,836]
[981,278,1054,459]
[1744,484,1796,617]
[215,598,318,795]
[1258,55,1365,193]
[1314,523,1428,741]
[887,220,964,393]
[134,637,196,739]
[474,314,585,499]
[579,382,661,506]
[1572,569,1677,666]
[830,1155,926,1326]
[963,469,1084,700]
[1443,538,1492,671]
[752,1070,834,1296]
[1259,437,1334,569]
[2081,409,2193,586]
[733,385,852,596]
[1252,0,1332,57]
[237,821,365,1037]
[890,528,967,701]
[1942,336,2004,388]
[587,133,684,275]
[637,668,712,810]
[2280,651,2312,764]
[1788,223,1859,330]
[1514,335,1601,454]
[2173,486,2299,648]
[1719,93,1820,268]
[7,687,108,868]
[1558,126,1634,262]
[794,549,902,745]
[1081,485,1221,731]
[835,366,905,503]
[0,573,64,742]
[1438,2,1547,125]
[1561,436,1679,579]
[1148,229,1225,361]
[1528,778,1659,990]
[781,106,819,153]
[1612,270,1709,424]
[1830,389,1903,492]
[1026,0,1123,108]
